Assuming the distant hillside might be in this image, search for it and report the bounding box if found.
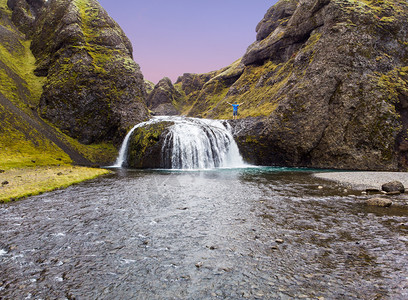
[172,0,408,171]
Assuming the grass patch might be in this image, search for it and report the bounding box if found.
[0,105,73,170]
[40,119,118,164]
[0,41,45,110]
[0,166,111,203]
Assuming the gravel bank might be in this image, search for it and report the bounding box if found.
[313,172,408,190]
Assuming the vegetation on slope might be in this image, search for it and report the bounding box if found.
[0,0,116,201]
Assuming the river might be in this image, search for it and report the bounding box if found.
[1,167,407,299]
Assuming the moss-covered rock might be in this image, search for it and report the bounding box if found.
[175,0,408,171]
[31,0,149,145]
[125,121,174,168]
[144,80,155,95]
[6,0,44,36]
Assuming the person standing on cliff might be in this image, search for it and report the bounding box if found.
[228,101,244,120]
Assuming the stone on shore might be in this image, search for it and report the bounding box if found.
[366,198,392,207]
[381,181,405,193]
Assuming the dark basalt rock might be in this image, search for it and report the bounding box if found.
[30,0,149,144]
[146,77,180,116]
[7,0,35,35]
[7,0,45,36]
[125,121,174,168]
[255,0,298,41]
[175,73,214,96]
[382,181,405,193]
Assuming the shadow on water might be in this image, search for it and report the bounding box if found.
[0,166,407,299]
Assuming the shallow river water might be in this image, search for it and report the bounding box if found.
[1,167,408,299]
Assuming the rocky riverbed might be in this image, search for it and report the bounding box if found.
[314,172,408,190]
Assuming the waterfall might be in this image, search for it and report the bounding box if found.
[113,116,246,169]
[112,119,157,168]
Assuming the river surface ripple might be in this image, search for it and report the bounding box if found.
[0,168,407,299]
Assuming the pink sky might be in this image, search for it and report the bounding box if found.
[98,0,278,83]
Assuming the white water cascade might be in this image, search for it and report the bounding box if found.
[113,116,246,169]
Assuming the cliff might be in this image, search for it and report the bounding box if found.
[174,0,408,171]
[0,0,148,168]
[31,0,149,144]
[146,77,180,116]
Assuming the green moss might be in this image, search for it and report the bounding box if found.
[0,0,12,27]
[0,106,73,170]
[377,68,408,103]
[0,40,46,111]
[59,134,118,164]
[336,0,407,22]
[218,60,290,119]
[128,122,172,167]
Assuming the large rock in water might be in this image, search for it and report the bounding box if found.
[173,0,408,171]
[125,121,174,168]
[31,0,149,144]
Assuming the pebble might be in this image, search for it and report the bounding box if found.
[276,239,284,244]
[318,186,323,189]
[195,262,203,268]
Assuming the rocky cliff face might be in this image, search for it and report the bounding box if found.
[0,0,93,167]
[174,0,408,171]
[30,0,149,144]
[146,77,180,116]
[0,0,149,167]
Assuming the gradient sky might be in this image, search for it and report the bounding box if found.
[98,0,278,83]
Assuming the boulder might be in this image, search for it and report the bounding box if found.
[125,121,174,168]
[366,198,392,207]
[382,181,405,193]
